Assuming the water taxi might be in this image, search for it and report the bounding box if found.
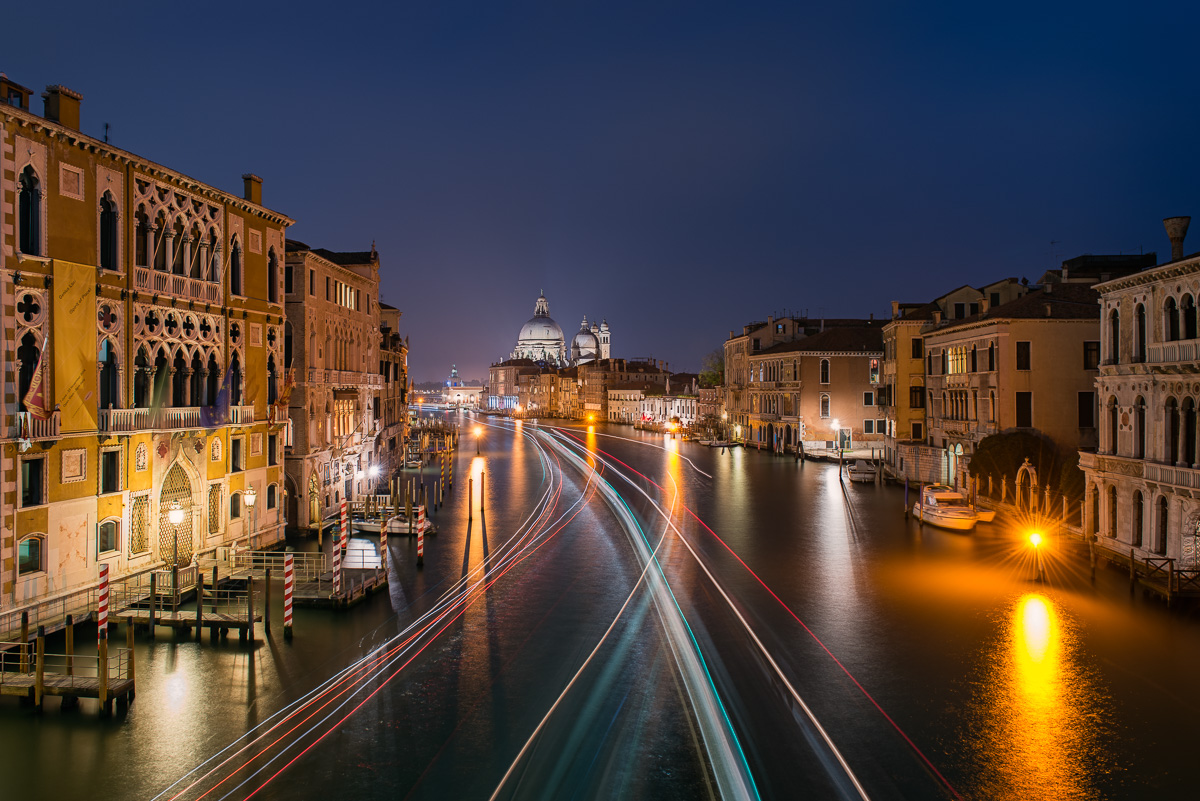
[911,484,981,531]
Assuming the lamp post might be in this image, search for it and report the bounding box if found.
[1030,532,1044,582]
[167,500,184,611]
[474,425,482,455]
[244,485,258,551]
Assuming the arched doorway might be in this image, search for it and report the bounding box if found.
[284,475,298,529]
[1016,459,1038,513]
[158,463,195,565]
[309,472,320,526]
[766,424,775,453]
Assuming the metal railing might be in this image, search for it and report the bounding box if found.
[231,551,327,582]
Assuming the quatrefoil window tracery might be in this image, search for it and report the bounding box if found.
[181,316,197,339]
[198,317,213,340]
[230,323,241,344]
[266,327,277,346]
[98,305,119,331]
[144,310,161,334]
[17,293,43,324]
[164,314,179,337]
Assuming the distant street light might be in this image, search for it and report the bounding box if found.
[167,500,185,610]
[1030,531,1044,582]
[474,425,483,454]
[245,485,258,551]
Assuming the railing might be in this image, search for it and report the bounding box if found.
[164,407,201,429]
[134,266,221,304]
[8,410,60,440]
[231,551,327,582]
[1147,340,1200,366]
[99,407,149,432]
[1145,461,1200,490]
[0,586,98,643]
[231,405,255,425]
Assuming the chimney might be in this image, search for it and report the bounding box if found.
[933,310,942,325]
[42,85,82,130]
[1164,216,1190,261]
[242,173,263,205]
[1044,303,1053,317]
[891,301,900,319]
[980,297,990,313]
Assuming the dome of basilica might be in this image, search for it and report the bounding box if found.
[571,316,600,363]
[512,292,566,363]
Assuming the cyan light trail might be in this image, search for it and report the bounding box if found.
[540,427,760,801]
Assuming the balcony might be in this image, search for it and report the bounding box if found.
[98,405,255,432]
[8,410,60,441]
[1145,462,1200,491]
[1146,341,1200,373]
[134,267,222,305]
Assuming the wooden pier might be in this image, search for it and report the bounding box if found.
[0,626,135,715]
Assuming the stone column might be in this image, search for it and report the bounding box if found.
[163,230,176,273]
[182,236,193,277]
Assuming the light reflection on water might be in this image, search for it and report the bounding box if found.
[966,592,1104,801]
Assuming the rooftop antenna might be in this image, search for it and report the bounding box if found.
[103,122,110,143]
[1050,239,1062,265]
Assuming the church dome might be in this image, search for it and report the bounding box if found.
[571,316,599,362]
[512,291,566,363]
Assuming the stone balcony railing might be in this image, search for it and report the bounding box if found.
[1146,340,1200,372]
[134,266,222,305]
[99,405,256,432]
[1145,461,1200,490]
[8,410,60,441]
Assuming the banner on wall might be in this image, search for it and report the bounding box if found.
[52,259,98,433]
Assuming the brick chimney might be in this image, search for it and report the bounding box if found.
[42,85,82,130]
[242,173,263,205]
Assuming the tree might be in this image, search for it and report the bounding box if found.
[968,430,1080,495]
[699,347,725,387]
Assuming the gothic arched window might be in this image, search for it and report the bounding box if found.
[18,166,40,256]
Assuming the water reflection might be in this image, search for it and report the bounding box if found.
[966,593,1105,800]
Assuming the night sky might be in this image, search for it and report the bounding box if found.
[7,2,1199,382]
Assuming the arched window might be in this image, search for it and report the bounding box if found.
[99,192,118,271]
[926,352,933,376]
[987,341,995,371]
[1166,397,1180,464]
[268,249,279,303]
[1185,398,1197,466]
[989,390,996,423]
[820,393,830,418]
[267,484,277,510]
[1108,396,1119,455]
[230,236,243,296]
[18,534,44,575]
[171,218,186,275]
[1135,396,1146,459]
[268,355,278,405]
[134,347,150,408]
[1133,491,1144,548]
[284,321,293,369]
[1165,296,1179,342]
[1157,495,1169,554]
[230,354,243,406]
[940,350,948,374]
[153,213,167,271]
[1107,485,1118,538]
[99,339,119,409]
[172,351,188,407]
[209,230,220,282]
[970,345,977,373]
[190,352,205,406]
[820,359,829,384]
[1108,308,1121,362]
[230,492,242,519]
[135,207,150,267]
[18,166,40,256]
[206,353,220,407]
[1184,295,1197,340]
[17,331,39,411]
[1134,303,1147,362]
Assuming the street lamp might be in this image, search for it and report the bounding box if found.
[1029,531,1044,582]
[244,485,258,550]
[474,425,482,454]
[167,500,184,610]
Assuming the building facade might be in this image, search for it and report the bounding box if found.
[1080,224,1200,564]
[3,80,291,605]
[283,240,384,530]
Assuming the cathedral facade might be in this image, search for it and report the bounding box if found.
[510,292,610,367]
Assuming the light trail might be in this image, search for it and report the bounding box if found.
[541,428,760,801]
[159,424,600,801]
[554,429,963,800]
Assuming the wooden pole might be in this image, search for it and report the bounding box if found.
[148,573,157,639]
[196,567,204,641]
[126,616,135,693]
[34,625,45,711]
[66,614,75,676]
[406,482,412,535]
[480,472,485,514]
[246,573,256,643]
[264,566,272,634]
[469,477,473,522]
[19,611,28,672]
[99,633,109,715]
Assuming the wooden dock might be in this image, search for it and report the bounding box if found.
[1,628,135,715]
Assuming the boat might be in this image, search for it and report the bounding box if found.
[911,484,980,531]
[973,507,997,523]
[847,460,878,483]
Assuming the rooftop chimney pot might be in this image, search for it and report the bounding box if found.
[1164,216,1191,261]
[242,173,263,205]
[42,85,82,130]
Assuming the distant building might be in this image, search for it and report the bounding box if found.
[443,365,483,408]
[511,291,612,367]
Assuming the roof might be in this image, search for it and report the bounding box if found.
[379,301,398,310]
[312,247,375,265]
[608,382,665,395]
[759,325,884,354]
[964,283,1099,324]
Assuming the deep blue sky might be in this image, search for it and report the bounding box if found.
[8,2,1199,381]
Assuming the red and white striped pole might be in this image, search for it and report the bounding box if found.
[340,498,349,552]
[97,563,109,650]
[379,519,388,571]
[416,506,425,568]
[283,553,294,640]
[332,522,342,598]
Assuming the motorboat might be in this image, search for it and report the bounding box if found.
[847,460,878,483]
[911,484,980,531]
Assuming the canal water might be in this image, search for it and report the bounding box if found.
[1,419,1197,800]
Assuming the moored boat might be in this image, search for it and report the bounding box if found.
[847,460,878,483]
[911,484,980,531]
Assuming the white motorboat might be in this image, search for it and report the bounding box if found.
[911,484,980,531]
[847,460,878,483]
